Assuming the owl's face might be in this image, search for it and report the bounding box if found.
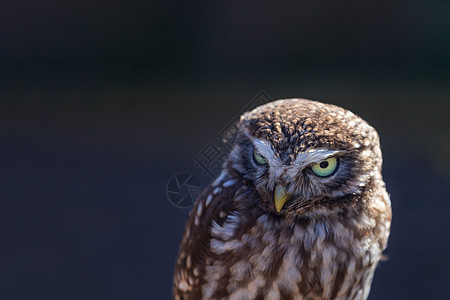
[227,99,382,218]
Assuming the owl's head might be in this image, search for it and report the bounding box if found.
[226,99,383,218]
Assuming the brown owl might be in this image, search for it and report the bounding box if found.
[173,99,391,300]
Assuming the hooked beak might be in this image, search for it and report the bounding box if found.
[274,185,290,212]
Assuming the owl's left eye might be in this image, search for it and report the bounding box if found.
[311,157,338,177]
[253,148,268,165]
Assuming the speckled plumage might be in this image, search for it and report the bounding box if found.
[173,99,391,300]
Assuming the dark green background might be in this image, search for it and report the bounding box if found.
[1,1,449,299]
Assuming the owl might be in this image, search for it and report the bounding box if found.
[173,99,391,300]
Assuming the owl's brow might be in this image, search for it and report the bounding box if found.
[284,149,342,181]
[294,149,341,166]
[241,129,280,163]
[253,139,280,164]
[243,129,341,166]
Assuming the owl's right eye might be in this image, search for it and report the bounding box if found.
[253,148,268,165]
[311,157,338,177]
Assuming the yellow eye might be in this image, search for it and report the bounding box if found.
[311,157,338,177]
[253,148,267,165]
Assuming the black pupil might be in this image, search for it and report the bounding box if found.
[319,161,329,168]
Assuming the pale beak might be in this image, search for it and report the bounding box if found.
[274,185,290,212]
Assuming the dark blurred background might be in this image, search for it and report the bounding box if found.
[1,0,449,299]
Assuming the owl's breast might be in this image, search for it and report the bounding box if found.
[203,211,383,299]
